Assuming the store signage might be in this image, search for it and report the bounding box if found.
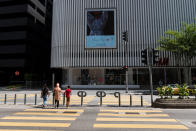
[157,57,169,66]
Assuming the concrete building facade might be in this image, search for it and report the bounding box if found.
[51,0,196,89]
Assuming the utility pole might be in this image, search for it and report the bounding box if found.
[148,48,154,106]
[141,48,159,106]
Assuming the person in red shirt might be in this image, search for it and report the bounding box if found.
[65,85,72,108]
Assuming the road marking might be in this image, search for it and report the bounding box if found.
[2,116,76,121]
[98,113,169,117]
[96,117,177,122]
[1,129,61,131]
[100,109,162,112]
[24,109,84,112]
[93,124,188,129]
[0,122,70,127]
[14,112,80,116]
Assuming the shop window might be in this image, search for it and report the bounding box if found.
[105,69,125,85]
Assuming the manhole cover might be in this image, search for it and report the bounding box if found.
[125,112,139,114]
[87,105,99,107]
[192,121,196,125]
[63,111,77,113]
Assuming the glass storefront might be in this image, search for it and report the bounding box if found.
[62,67,196,87]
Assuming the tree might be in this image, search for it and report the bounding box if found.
[159,21,196,84]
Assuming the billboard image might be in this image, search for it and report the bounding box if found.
[85,9,116,48]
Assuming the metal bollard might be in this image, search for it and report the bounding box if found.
[77,91,87,106]
[24,94,26,105]
[141,96,143,107]
[96,91,106,106]
[14,94,16,105]
[130,94,132,107]
[63,92,65,105]
[35,94,37,105]
[4,94,7,104]
[114,92,121,107]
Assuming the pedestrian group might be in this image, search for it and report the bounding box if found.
[41,83,72,109]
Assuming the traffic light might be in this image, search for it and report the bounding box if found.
[122,65,128,71]
[152,49,159,65]
[141,49,147,65]
[122,31,128,42]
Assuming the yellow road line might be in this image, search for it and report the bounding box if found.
[15,112,80,116]
[93,124,188,129]
[24,109,83,112]
[0,129,60,131]
[2,116,76,121]
[98,113,169,117]
[96,117,177,122]
[0,122,70,127]
[100,109,162,112]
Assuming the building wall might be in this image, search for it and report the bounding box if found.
[0,0,52,84]
[51,0,196,68]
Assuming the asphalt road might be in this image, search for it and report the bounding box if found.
[0,90,196,131]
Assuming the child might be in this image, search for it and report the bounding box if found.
[65,85,72,108]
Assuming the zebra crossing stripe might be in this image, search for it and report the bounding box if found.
[1,129,61,131]
[100,109,162,112]
[24,109,84,112]
[96,117,177,122]
[14,112,81,116]
[0,122,70,127]
[2,116,76,121]
[93,124,188,129]
[98,113,169,117]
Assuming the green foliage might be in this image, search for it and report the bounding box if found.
[6,84,22,90]
[192,85,196,99]
[157,86,174,99]
[165,85,174,98]
[177,84,189,99]
[159,22,196,60]
[157,86,165,99]
[7,85,16,89]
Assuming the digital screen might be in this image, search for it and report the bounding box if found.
[85,9,116,48]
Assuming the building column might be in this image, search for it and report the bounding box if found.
[62,69,68,84]
[68,69,72,85]
[128,68,134,85]
[183,67,192,84]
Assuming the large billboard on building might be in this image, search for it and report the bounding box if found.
[85,9,116,48]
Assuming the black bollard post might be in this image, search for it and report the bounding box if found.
[81,96,83,106]
[24,94,26,105]
[14,94,16,105]
[195,93,196,101]
[4,94,7,104]
[63,92,65,106]
[114,92,121,107]
[130,94,132,107]
[77,91,87,106]
[96,91,106,106]
[100,92,102,106]
[35,94,37,105]
[141,96,143,107]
